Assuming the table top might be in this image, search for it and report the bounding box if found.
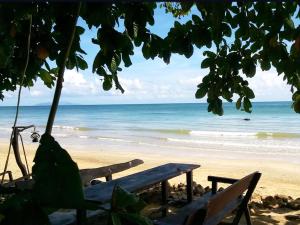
[84,163,200,202]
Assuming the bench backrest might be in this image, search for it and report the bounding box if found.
[184,172,261,225]
[79,159,144,186]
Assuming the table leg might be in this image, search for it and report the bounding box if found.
[105,174,112,181]
[161,180,168,216]
[186,171,193,202]
[76,209,87,225]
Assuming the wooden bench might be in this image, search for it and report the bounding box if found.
[156,171,261,225]
[79,159,144,186]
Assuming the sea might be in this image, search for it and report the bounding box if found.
[0,102,300,163]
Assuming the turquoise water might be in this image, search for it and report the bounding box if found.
[0,102,300,162]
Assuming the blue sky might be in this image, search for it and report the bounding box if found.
[2,6,293,106]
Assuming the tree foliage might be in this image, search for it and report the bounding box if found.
[0,2,300,224]
[1,2,300,115]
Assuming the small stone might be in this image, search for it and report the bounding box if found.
[90,179,102,185]
[218,187,224,192]
[285,215,300,221]
[193,184,204,196]
[287,198,300,210]
[204,186,211,193]
[178,183,185,188]
[262,196,277,208]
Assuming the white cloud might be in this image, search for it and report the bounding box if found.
[178,76,203,86]
[30,90,43,97]
[1,65,293,106]
[63,70,99,96]
[247,69,292,101]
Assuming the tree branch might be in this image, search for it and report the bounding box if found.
[45,3,82,135]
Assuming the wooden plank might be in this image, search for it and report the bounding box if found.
[79,159,144,185]
[205,172,258,221]
[49,163,200,225]
[156,195,241,225]
[84,163,200,202]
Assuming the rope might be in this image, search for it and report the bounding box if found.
[19,133,30,174]
[1,15,33,184]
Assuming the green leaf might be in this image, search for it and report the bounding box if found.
[192,14,201,24]
[96,66,107,76]
[103,76,112,91]
[133,22,138,38]
[112,74,125,93]
[0,192,50,225]
[76,55,88,70]
[243,97,252,113]
[201,58,214,68]
[243,86,255,99]
[76,26,85,35]
[110,56,117,73]
[203,51,216,58]
[180,2,194,13]
[44,61,51,72]
[93,51,105,73]
[260,60,271,71]
[110,212,122,225]
[293,98,300,113]
[292,91,300,101]
[122,53,132,67]
[242,58,256,77]
[222,89,232,101]
[39,69,55,88]
[195,84,207,98]
[236,97,242,110]
[111,186,146,213]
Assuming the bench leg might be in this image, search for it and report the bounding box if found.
[244,206,252,225]
[186,171,193,202]
[161,180,168,217]
[105,174,112,181]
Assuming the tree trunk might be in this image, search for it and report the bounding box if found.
[45,3,81,135]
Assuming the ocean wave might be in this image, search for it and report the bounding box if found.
[154,129,190,135]
[53,133,70,138]
[79,135,88,139]
[167,138,300,150]
[97,136,133,143]
[190,130,255,137]
[53,125,95,131]
[256,132,300,139]
[189,130,300,139]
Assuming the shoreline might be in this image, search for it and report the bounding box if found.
[1,141,299,198]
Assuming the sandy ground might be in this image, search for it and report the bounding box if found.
[0,141,299,224]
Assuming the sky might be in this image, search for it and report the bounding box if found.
[1,6,293,106]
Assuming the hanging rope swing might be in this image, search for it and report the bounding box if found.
[0,15,40,184]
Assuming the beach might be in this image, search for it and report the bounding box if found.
[1,140,299,198]
[1,141,300,225]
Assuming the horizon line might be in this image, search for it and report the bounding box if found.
[0,100,293,107]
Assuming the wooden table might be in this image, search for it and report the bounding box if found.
[50,163,200,225]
